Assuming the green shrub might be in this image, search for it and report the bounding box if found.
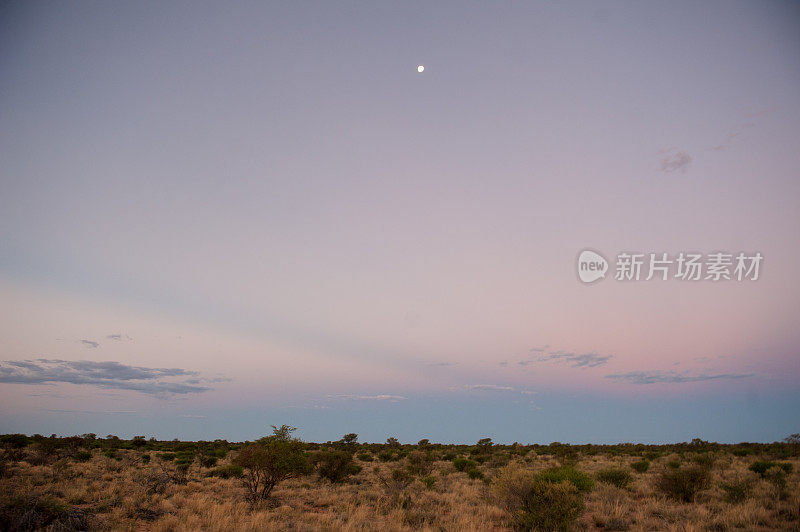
[595,468,632,489]
[764,467,788,497]
[537,466,594,493]
[467,467,484,480]
[421,475,436,489]
[378,450,398,462]
[690,453,715,468]
[453,457,476,472]
[492,464,584,531]
[102,449,121,461]
[312,450,362,483]
[0,434,30,449]
[406,450,435,476]
[631,460,649,473]
[356,452,373,462]
[141,454,150,464]
[719,475,754,503]
[205,464,244,479]
[159,452,176,461]
[748,460,792,477]
[666,460,681,469]
[198,455,218,468]
[175,450,194,461]
[656,465,710,502]
[0,495,91,531]
[74,451,92,462]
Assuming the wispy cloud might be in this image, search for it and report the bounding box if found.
[709,112,766,151]
[329,394,406,402]
[106,334,133,341]
[0,359,215,396]
[605,370,755,385]
[80,340,99,348]
[658,148,692,173]
[537,351,612,368]
[464,384,516,391]
[45,409,138,415]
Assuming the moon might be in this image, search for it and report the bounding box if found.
[417,65,424,73]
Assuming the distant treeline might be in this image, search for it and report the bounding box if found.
[2,432,799,460]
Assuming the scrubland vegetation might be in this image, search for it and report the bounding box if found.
[1,430,799,530]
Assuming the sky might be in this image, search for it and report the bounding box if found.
[1,1,799,444]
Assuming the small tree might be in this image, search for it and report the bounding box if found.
[340,433,358,445]
[233,425,307,501]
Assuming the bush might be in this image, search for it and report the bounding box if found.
[356,452,373,462]
[690,453,716,468]
[537,466,594,493]
[141,454,151,464]
[656,465,710,502]
[0,495,91,531]
[233,425,308,501]
[720,475,754,503]
[421,475,436,489]
[205,464,244,479]
[376,467,414,504]
[406,450,435,476]
[74,450,92,462]
[0,434,30,449]
[631,460,649,473]
[378,450,398,462]
[467,467,484,480]
[764,467,788,498]
[749,460,792,477]
[198,454,218,468]
[492,464,584,531]
[102,449,121,461]
[175,450,194,463]
[595,468,632,489]
[453,457,476,472]
[313,450,361,483]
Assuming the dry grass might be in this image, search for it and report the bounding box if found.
[1,447,798,531]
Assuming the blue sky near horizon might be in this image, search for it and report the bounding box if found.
[1,1,799,443]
